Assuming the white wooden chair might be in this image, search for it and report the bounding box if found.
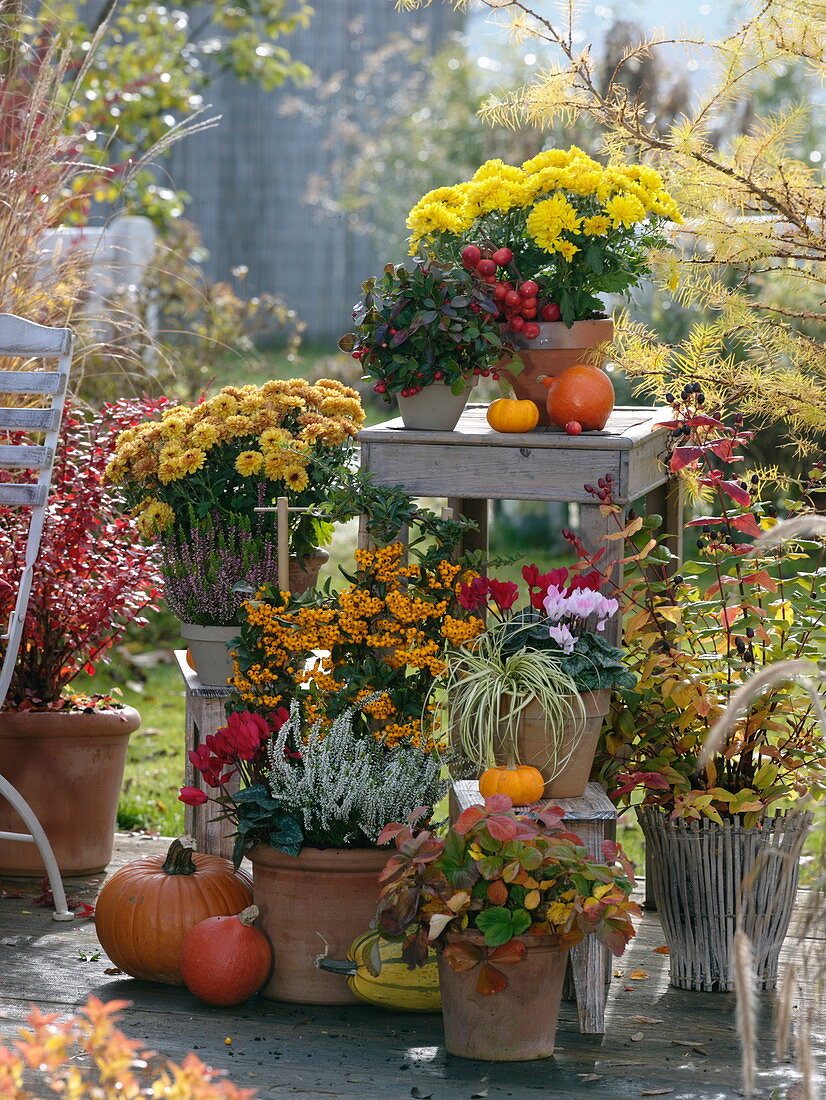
[0,314,75,919]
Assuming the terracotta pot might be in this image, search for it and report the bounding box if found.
[638,808,812,991]
[0,706,140,876]
[496,318,614,425]
[180,549,329,687]
[248,844,388,1004]
[438,932,569,1060]
[494,689,611,798]
[396,381,472,431]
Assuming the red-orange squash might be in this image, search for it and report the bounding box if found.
[180,904,272,1006]
[486,397,539,434]
[94,836,253,985]
[478,764,545,805]
[543,364,615,431]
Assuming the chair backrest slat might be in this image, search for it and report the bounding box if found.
[0,483,49,506]
[0,407,61,431]
[0,444,50,469]
[0,313,73,357]
[0,369,67,395]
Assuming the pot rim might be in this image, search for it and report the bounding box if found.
[507,316,614,351]
[248,843,389,873]
[0,704,141,734]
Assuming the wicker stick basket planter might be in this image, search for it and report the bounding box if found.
[638,807,812,992]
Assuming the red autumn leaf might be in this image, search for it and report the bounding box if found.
[476,962,508,996]
[669,446,704,472]
[483,794,513,815]
[486,879,508,905]
[486,814,519,842]
[740,569,778,593]
[488,940,527,966]
[685,516,725,526]
[718,479,751,506]
[731,512,762,538]
[453,805,486,834]
[720,606,740,627]
[442,941,482,971]
[708,438,737,461]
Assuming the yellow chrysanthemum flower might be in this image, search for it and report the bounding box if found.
[176,448,207,477]
[208,392,239,418]
[582,215,611,236]
[526,194,582,252]
[605,192,647,227]
[137,499,175,536]
[234,450,264,476]
[556,240,580,261]
[283,465,310,492]
[191,421,220,449]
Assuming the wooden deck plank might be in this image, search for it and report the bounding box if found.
[0,834,821,1099]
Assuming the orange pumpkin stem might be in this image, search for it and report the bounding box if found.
[162,836,199,876]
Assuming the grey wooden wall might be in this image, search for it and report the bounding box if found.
[167,1,463,343]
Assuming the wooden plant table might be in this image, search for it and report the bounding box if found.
[175,650,236,860]
[358,403,682,577]
[451,780,618,1035]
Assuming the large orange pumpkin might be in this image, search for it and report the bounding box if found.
[478,764,545,805]
[95,836,253,985]
[543,364,615,431]
[180,904,272,1006]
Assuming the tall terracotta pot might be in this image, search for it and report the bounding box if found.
[438,932,569,1060]
[497,319,614,425]
[248,843,388,1004]
[180,548,329,687]
[0,706,140,876]
[494,689,611,798]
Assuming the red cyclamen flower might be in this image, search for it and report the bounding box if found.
[178,786,208,806]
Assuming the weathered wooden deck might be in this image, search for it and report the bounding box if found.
[1,834,822,1100]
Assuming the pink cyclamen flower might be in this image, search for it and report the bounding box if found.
[178,786,208,806]
[548,623,576,653]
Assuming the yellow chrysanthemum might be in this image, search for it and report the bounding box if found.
[178,448,208,476]
[208,392,239,418]
[556,240,580,261]
[260,427,292,452]
[605,192,647,227]
[463,177,530,216]
[160,415,189,440]
[137,499,175,536]
[582,215,611,236]
[526,194,581,252]
[191,421,220,449]
[472,159,526,185]
[283,465,309,492]
[234,450,264,476]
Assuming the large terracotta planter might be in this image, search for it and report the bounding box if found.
[180,549,329,687]
[497,319,614,425]
[248,844,388,1004]
[396,381,472,431]
[494,689,611,798]
[639,808,812,991]
[0,706,140,876]
[438,932,569,1060]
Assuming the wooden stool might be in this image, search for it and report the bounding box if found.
[175,650,236,859]
[451,779,618,1034]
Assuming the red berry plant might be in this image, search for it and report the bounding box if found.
[563,384,826,825]
[339,258,505,400]
[0,402,162,710]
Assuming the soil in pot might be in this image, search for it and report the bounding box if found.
[249,844,388,1005]
[0,706,140,876]
[494,690,610,798]
[438,932,569,1060]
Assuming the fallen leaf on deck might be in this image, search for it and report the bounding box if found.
[630,1031,645,1041]
[632,1016,662,1025]
[613,969,625,977]
[628,969,649,979]
[624,986,635,991]
[652,945,670,954]
[578,1074,601,1082]
[641,1090,674,1095]
[470,1090,489,1098]
[103,967,123,975]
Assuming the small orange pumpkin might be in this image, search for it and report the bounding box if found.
[486,397,540,434]
[542,363,615,431]
[95,836,253,985]
[478,764,545,805]
[180,904,273,1006]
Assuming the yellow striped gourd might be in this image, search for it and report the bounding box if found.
[317,930,441,1012]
